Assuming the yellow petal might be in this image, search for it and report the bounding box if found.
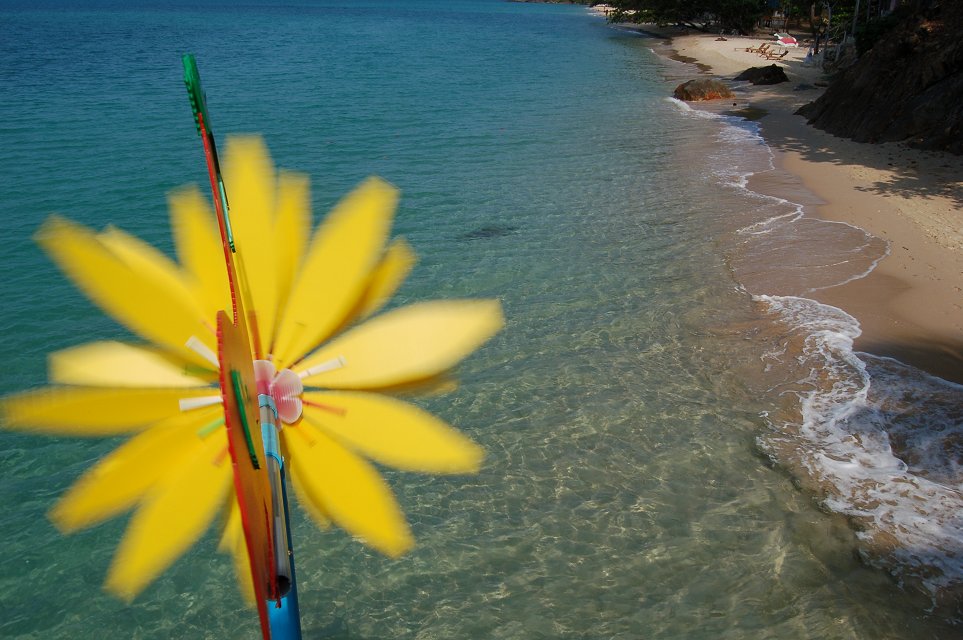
[224,137,278,357]
[380,377,459,397]
[35,216,213,367]
[168,186,231,323]
[1,387,218,435]
[49,341,214,388]
[105,429,232,600]
[219,498,256,605]
[273,177,398,368]
[97,225,194,317]
[96,226,217,358]
[355,238,416,321]
[50,407,222,532]
[302,392,482,473]
[297,300,503,389]
[217,498,239,553]
[273,171,311,340]
[284,436,331,530]
[285,422,412,556]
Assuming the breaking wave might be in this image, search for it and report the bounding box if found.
[674,100,963,613]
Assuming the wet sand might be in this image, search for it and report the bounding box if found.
[643,27,963,383]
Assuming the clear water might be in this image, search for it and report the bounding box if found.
[0,1,959,638]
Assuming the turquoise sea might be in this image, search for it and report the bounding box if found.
[1,1,960,638]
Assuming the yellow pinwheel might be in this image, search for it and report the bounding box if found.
[1,136,503,602]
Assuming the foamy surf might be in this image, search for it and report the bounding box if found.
[757,295,963,608]
[670,96,963,612]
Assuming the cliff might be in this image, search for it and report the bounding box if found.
[797,1,963,154]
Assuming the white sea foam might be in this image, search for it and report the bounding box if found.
[672,98,963,602]
[757,295,963,600]
[668,102,809,230]
[680,103,963,601]
[736,209,803,234]
[665,96,723,119]
[803,233,891,294]
[668,100,774,183]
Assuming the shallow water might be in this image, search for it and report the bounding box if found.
[0,1,960,637]
[669,103,963,612]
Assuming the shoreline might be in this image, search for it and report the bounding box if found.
[635,25,963,384]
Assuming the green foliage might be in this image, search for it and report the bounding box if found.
[784,1,858,34]
[612,0,767,35]
[716,0,768,34]
[611,0,905,39]
[854,5,912,55]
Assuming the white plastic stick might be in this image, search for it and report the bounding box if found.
[179,395,223,411]
[298,356,346,379]
[186,336,220,368]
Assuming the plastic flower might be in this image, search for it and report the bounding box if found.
[1,136,502,600]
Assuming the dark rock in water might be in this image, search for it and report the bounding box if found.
[726,106,768,121]
[733,64,788,85]
[794,83,816,91]
[673,78,733,101]
[797,1,963,154]
[457,224,519,241]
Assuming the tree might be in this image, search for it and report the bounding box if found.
[611,0,768,35]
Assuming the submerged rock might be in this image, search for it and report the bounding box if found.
[733,64,789,85]
[673,78,733,101]
[457,224,519,241]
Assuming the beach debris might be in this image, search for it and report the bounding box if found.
[672,78,733,101]
[733,64,789,86]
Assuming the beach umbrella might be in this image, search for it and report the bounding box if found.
[774,33,798,47]
[1,56,503,640]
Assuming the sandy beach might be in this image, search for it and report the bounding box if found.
[638,27,963,383]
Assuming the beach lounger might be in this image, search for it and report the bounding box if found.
[764,50,789,60]
[742,43,770,54]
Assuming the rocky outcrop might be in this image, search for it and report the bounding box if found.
[673,78,734,101]
[797,1,963,154]
[734,64,789,85]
